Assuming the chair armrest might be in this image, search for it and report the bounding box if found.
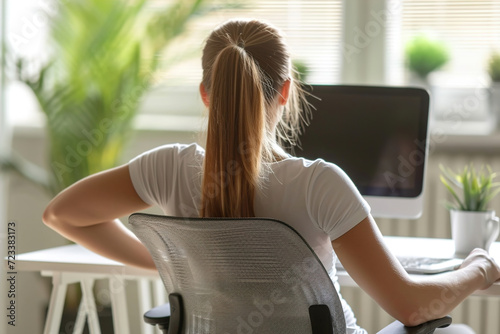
[143,293,184,334]
[377,315,452,334]
[144,303,170,331]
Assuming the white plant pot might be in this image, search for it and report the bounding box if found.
[450,209,500,256]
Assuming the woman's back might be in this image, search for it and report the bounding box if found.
[131,143,364,252]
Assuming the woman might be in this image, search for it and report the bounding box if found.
[43,19,500,332]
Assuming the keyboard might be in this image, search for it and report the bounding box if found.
[335,256,463,275]
[396,256,463,274]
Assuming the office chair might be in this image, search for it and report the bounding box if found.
[129,213,452,334]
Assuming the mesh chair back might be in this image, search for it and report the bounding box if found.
[129,213,346,334]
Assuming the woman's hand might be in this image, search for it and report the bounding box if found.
[459,248,500,289]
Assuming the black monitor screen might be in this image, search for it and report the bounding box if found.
[295,85,429,197]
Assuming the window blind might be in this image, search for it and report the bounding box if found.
[386,0,500,83]
[147,0,343,86]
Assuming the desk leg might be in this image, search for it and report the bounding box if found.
[81,278,101,334]
[152,279,166,334]
[109,276,130,334]
[73,299,86,334]
[43,273,67,334]
[138,279,154,334]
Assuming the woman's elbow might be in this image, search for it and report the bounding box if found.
[390,300,448,327]
[397,311,426,328]
[42,200,71,231]
[42,203,60,229]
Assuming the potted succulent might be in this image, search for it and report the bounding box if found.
[488,52,500,125]
[440,164,500,255]
[405,35,449,87]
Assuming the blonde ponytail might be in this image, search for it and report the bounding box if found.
[200,44,265,217]
[200,19,307,217]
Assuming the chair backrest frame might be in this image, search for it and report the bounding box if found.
[129,213,347,334]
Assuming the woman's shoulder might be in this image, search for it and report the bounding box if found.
[130,143,205,162]
[276,156,344,177]
[268,156,355,192]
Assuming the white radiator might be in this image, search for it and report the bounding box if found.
[342,151,500,334]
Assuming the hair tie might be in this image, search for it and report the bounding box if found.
[237,33,245,48]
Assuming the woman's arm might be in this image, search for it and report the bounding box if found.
[332,215,500,327]
[42,164,156,270]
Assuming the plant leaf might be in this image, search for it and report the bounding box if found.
[440,175,465,210]
[13,0,210,193]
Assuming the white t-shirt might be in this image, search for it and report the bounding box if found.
[129,143,371,332]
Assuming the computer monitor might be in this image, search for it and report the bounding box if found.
[295,85,430,219]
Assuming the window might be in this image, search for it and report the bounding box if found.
[143,0,344,118]
[6,0,344,127]
[387,0,500,83]
[385,0,500,134]
[147,0,343,86]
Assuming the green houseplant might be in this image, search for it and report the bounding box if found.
[1,0,215,317]
[440,164,500,212]
[6,0,210,195]
[440,164,500,254]
[292,59,310,83]
[488,52,500,124]
[488,52,500,83]
[405,35,449,82]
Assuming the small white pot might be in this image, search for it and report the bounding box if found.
[450,209,500,256]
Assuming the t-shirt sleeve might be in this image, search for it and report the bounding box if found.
[128,143,203,215]
[128,144,181,207]
[306,160,371,240]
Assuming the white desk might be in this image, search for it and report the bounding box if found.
[13,237,500,334]
[15,245,161,334]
